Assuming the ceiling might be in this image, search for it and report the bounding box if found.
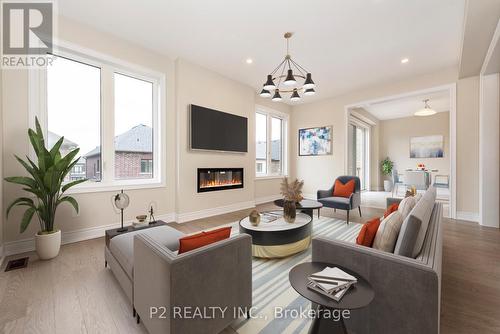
[57,0,466,104]
[458,0,500,78]
[360,90,450,120]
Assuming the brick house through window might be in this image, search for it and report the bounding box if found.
[85,124,153,180]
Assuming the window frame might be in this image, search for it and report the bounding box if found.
[255,105,289,179]
[140,159,153,174]
[29,41,166,193]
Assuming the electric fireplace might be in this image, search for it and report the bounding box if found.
[197,168,244,193]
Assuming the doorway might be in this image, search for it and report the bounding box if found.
[344,83,457,219]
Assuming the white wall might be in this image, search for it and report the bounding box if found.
[479,73,500,227]
[175,59,256,218]
[379,112,450,177]
[456,76,480,215]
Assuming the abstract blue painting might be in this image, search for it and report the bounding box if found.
[299,126,332,156]
[410,135,444,158]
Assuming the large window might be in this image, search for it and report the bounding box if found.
[114,73,154,180]
[255,108,288,177]
[256,112,267,176]
[37,48,164,192]
[47,55,101,182]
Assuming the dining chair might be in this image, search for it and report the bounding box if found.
[392,169,405,196]
[433,175,449,188]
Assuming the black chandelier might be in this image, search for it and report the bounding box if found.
[260,32,315,102]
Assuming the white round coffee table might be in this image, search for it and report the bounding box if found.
[239,211,312,258]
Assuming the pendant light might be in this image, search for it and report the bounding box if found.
[415,99,437,116]
[304,88,316,96]
[260,32,316,101]
[260,89,271,98]
[272,90,282,102]
[263,75,276,91]
[290,88,301,101]
[303,73,315,89]
[284,69,297,86]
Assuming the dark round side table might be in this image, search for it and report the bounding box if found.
[289,262,374,334]
[274,199,323,218]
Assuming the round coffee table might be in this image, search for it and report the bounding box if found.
[239,211,312,258]
[289,262,374,334]
[274,199,323,219]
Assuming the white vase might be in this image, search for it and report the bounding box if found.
[383,180,393,192]
[35,229,61,260]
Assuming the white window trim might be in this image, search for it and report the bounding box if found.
[28,39,166,194]
[255,105,289,179]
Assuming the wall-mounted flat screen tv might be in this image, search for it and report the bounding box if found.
[190,104,248,153]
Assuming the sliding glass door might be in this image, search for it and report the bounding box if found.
[348,122,369,191]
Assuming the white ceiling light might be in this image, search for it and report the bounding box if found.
[401,58,409,64]
[415,99,437,116]
[246,58,253,64]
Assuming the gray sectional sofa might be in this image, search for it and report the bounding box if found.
[105,225,252,334]
[312,187,443,334]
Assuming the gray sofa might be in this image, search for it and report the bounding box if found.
[312,187,442,334]
[105,226,252,334]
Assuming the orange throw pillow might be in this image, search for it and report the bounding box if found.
[384,203,399,218]
[178,226,232,254]
[356,217,381,247]
[333,179,355,198]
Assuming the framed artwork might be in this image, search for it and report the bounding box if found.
[299,126,332,156]
[410,135,444,158]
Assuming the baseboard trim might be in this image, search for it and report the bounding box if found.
[456,211,480,223]
[255,195,282,205]
[176,200,256,223]
[3,212,177,257]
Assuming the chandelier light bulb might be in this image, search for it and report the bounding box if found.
[290,88,301,101]
[303,73,315,89]
[260,89,271,98]
[304,88,316,96]
[272,90,282,102]
[263,75,276,90]
[284,69,297,86]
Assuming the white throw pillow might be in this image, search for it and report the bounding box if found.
[373,211,404,253]
[398,196,417,220]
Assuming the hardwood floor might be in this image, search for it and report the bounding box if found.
[1,203,499,333]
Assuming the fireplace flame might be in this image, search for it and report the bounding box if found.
[200,178,243,188]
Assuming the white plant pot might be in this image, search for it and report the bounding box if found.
[383,180,393,192]
[35,229,61,260]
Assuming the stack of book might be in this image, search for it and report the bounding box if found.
[307,266,357,301]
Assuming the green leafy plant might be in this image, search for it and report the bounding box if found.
[5,118,86,234]
[381,157,394,176]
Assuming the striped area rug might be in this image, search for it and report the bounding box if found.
[228,216,362,334]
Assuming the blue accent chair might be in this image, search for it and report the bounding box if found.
[317,176,361,224]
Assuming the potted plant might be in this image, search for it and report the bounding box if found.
[381,157,394,192]
[280,177,304,223]
[5,118,86,260]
